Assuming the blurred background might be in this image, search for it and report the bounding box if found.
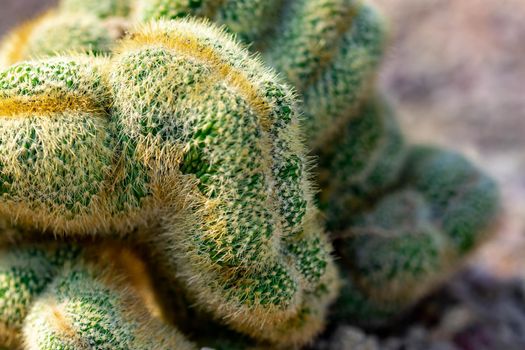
[1,0,524,347]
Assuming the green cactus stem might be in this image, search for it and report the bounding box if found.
[23,251,196,350]
[332,146,499,325]
[317,96,406,230]
[0,243,80,348]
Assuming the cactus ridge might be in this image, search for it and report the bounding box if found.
[318,96,406,230]
[110,19,338,345]
[332,146,500,324]
[0,243,80,348]
[24,254,195,350]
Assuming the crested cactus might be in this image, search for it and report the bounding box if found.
[0,19,338,346]
[331,146,500,325]
[0,0,503,348]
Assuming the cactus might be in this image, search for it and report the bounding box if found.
[317,96,406,230]
[0,0,502,347]
[136,0,386,148]
[24,251,195,350]
[331,146,500,325]
[0,19,338,346]
[0,243,80,347]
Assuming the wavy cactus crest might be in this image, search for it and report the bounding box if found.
[0,19,338,346]
[332,146,500,324]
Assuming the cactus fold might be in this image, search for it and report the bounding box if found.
[136,0,386,148]
[332,146,499,325]
[317,97,406,230]
[24,256,195,350]
[0,243,79,348]
[110,20,338,345]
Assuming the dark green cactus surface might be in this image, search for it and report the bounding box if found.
[332,146,499,325]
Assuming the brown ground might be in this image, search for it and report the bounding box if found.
[1,0,524,273]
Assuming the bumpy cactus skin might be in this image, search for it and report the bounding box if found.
[332,146,499,325]
[0,19,337,346]
[137,0,386,148]
[318,96,406,230]
[0,243,79,348]
[0,237,195,349]
[24,257,195,350]
[111,20,338,345]
[0,57,126,233]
